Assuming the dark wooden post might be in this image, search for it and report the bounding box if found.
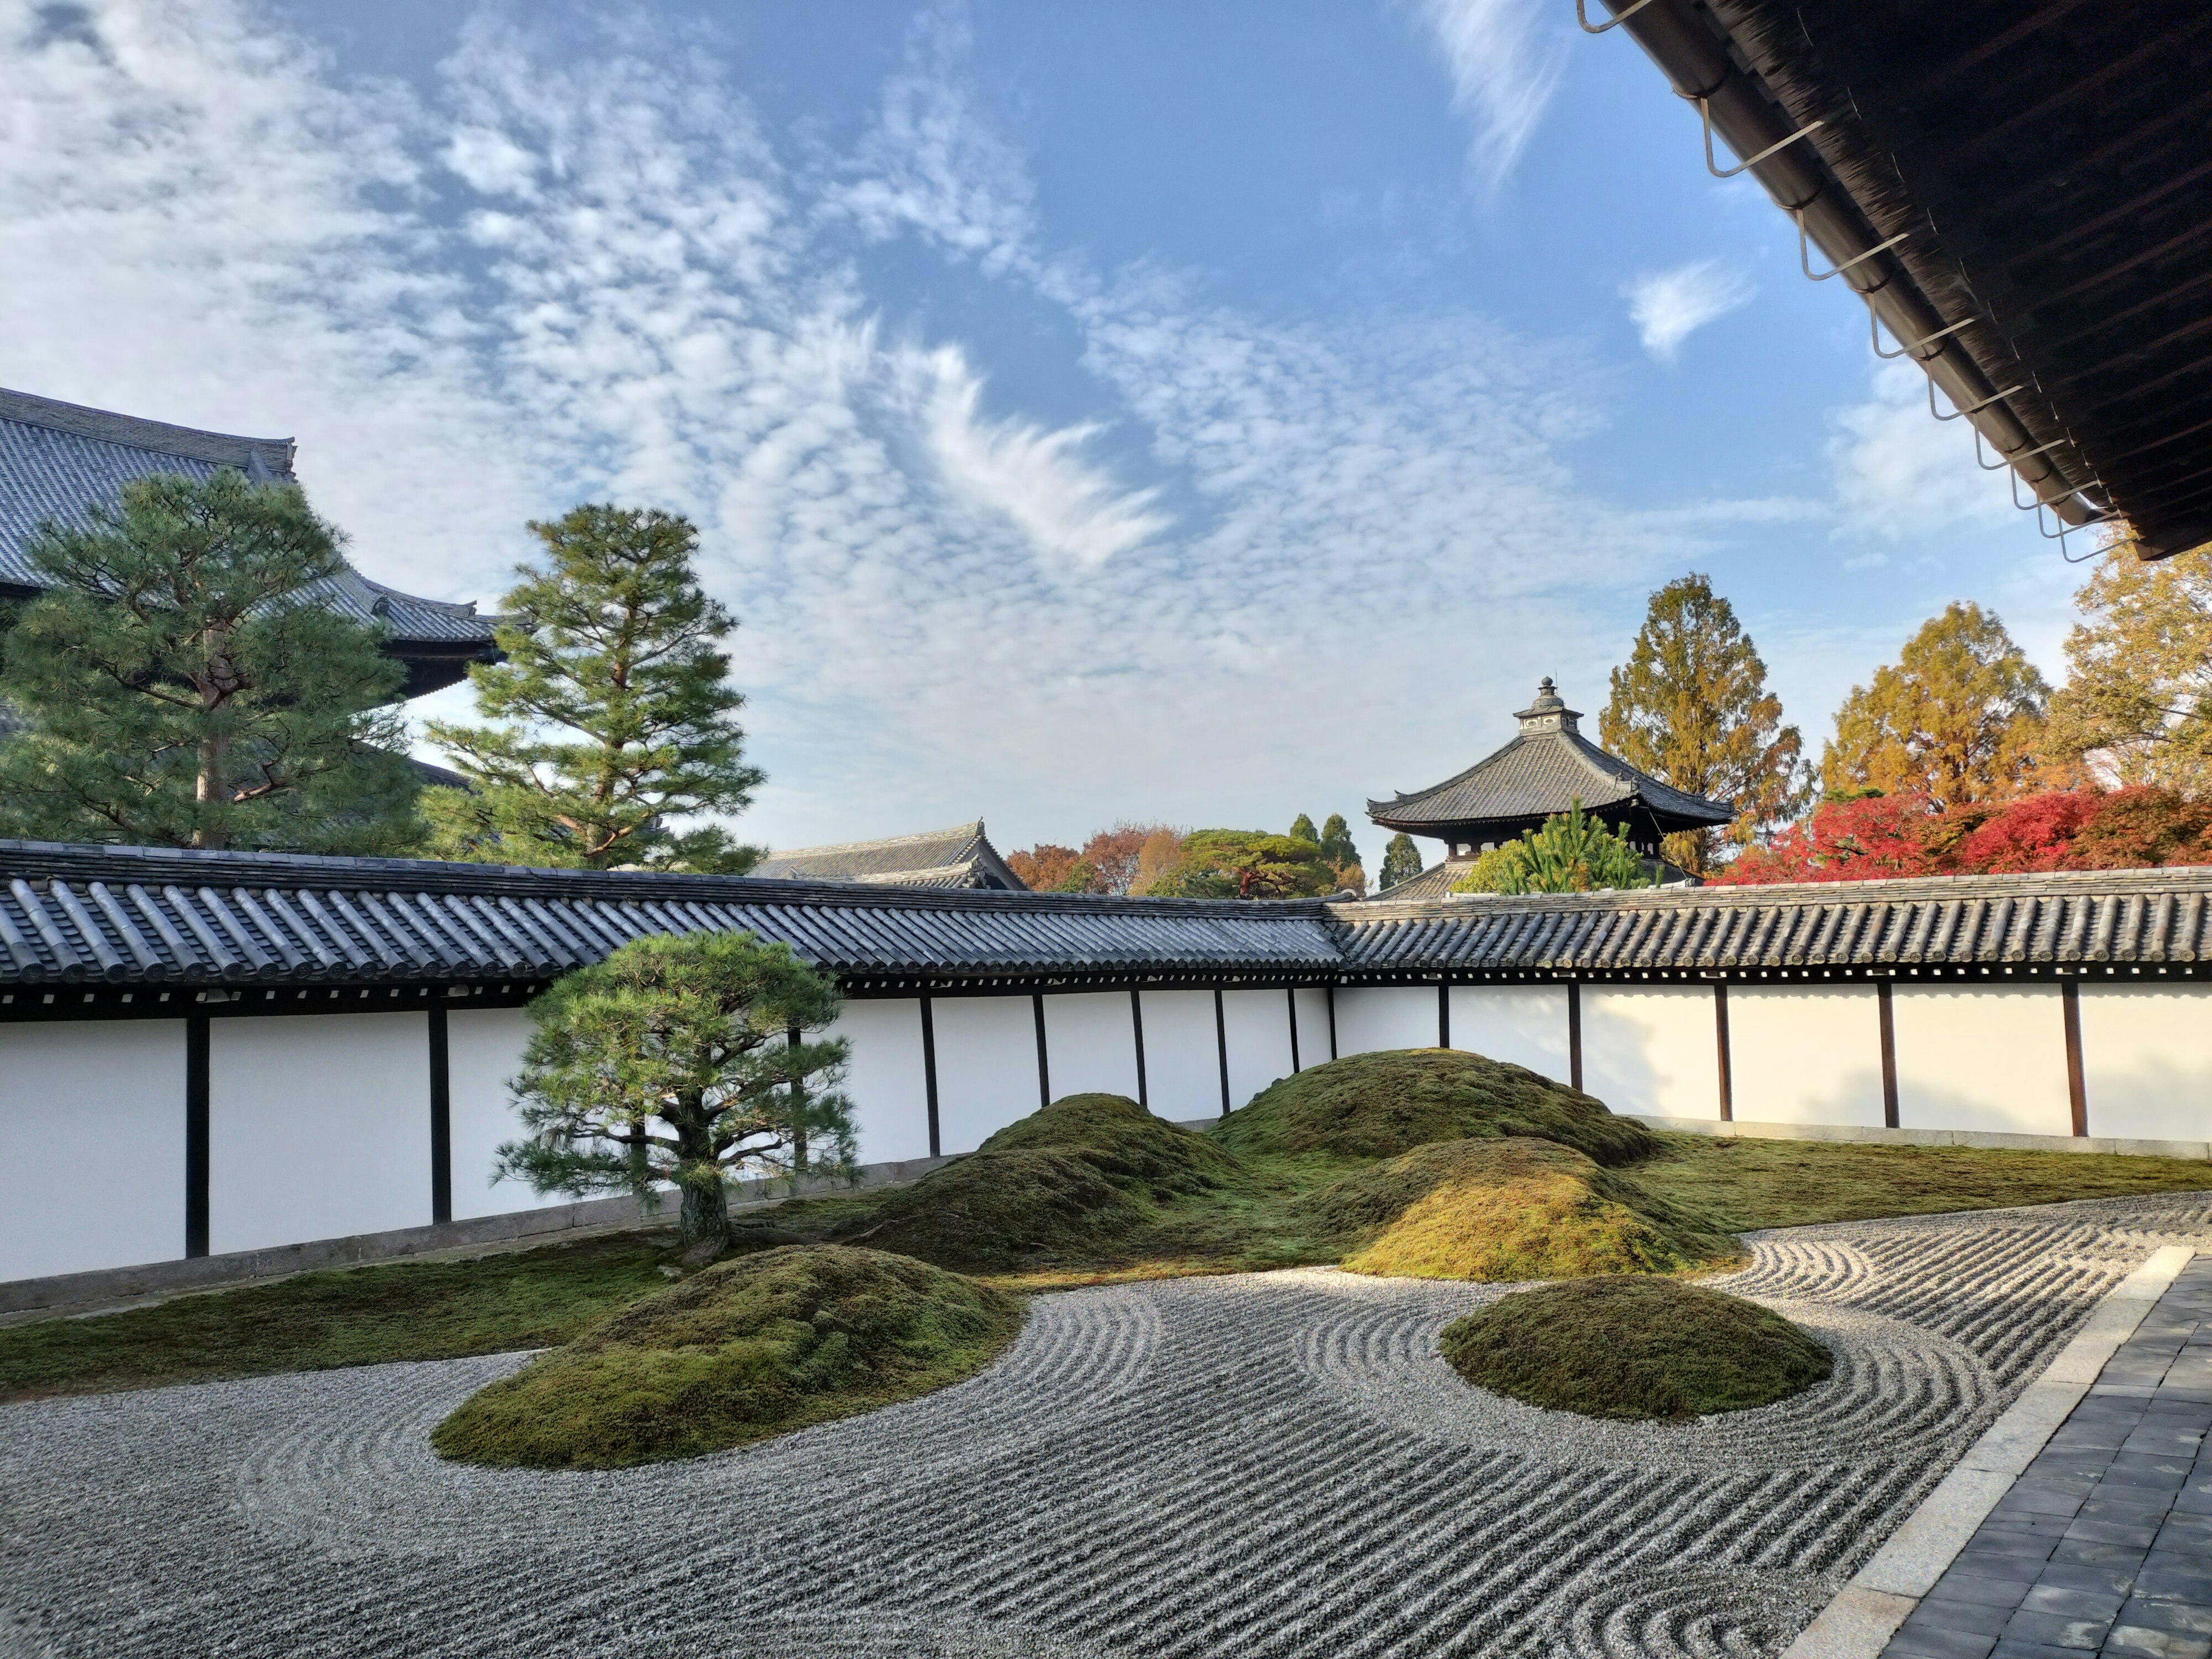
[1567,982,1583,1093]
[1876,980,1899,1129]
[185,1013,210,1259]
[1713,983,1733,1123]
[1438,983,1450,1050]
[919,995,941,1157]
[1033,993,1051,1111]
[2062,979,2088,1138]
[1214,987,1231,1117]
[1131,988,1149,1109]
[1326,984,1339,1060]
[429,1006,452,1224]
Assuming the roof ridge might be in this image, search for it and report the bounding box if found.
[763,820,986,860]
[0,387,293,475]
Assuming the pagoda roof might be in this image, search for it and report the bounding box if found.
[1368,678,1732,836]
[0,388,499,695]
[752,820,1028,892]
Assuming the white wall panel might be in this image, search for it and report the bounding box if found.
[1292,988,1332,1069]
[1332,987,1441,1056]
[1221,989,1296,1112]
[209,1013,431,1254]
[1448,986,1570,1083]
[1041,992,1141,1103]
[930,996,1043,1154]
[2078,984,2212,1143]
[0,1021,187,1282]
[1727,986,1885,1128]
[1581,986,1722,1119]
[445,1006,563,1222]
[1891,986,2071,1138]
[1139,990,1222,1121]
[831,999,934,1165]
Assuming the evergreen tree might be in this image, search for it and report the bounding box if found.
[1449,802,1653,895]
[502,931,853,1246]
[0,470,416,852]
[1600,573,1808,875]
[2046,533,2212,793]
[1317,813,1359,870]
[1169,830,1337,899]
[1288,813,1319,843]
[425,506,763,872]
[1822,601,2049,808]
[1378,832,1425,891]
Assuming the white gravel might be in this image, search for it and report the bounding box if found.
[3,1191,2209,1659]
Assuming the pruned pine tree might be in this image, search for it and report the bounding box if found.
[1378,832,1425,892]
[0,469,416,853]
[1821,601,2050,809]
[501,931,853,1245]
[1173,830,1337,898]
[1600,573,1808,875]
[425,505,763,872]
[1450,802,1652,895]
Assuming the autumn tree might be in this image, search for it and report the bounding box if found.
[425,506,763,872]
[1131,828,1187,895]
[1600,573,1808,876]
[1822,601,2049,808]
[502,931,853,1247]
[1005,843,1085,891]
[0,469,418,852]
[1081,823,1174,894]
[1378,832,1425,891]
[2045,533,2212,793]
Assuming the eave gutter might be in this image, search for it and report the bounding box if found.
[1592,0,2103,530]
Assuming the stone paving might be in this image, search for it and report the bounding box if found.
[1884,1256,2212,1659]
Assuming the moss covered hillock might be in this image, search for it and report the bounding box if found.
[848,1093,1244,1274]
[1440,1277,1832,1419]
[431,1245,1022,1468]
[1215,1048,1656,1166]
[1303,1137,1740,1281]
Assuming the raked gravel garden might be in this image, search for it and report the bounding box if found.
[6,1190,2212,1659]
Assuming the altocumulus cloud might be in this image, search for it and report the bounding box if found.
[1,0,1789,855]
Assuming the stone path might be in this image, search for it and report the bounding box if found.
[1883,1257,2212,1659]
[4,1194,2211,1659]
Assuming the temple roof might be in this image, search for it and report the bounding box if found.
[0,388,499,694]
[752,820,1028,891]
[1367,679,1732,838]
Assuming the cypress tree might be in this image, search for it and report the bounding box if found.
[1317,813,1359,870]
[1378,832,1425,891]
[1288,813,1320,843]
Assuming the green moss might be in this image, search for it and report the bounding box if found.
[1440,1277,1832,1419]
[1306,1137,1742,1281]
[978,1092,1246,1194]
[1215,1049,1657,1166]
[430,1245,1022,1469]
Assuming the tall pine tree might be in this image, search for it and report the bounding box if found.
[1601,573,1808,875]
[425,506,764,872]
[0,470,416,852]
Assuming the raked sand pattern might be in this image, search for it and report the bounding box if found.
[5,1192,2211,1659]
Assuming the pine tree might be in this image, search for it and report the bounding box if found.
[425,505,763,872]
[2045,533,2212,793]
[1600,573,1808,875]
[0,469,416,852]
[1449,801,1653,895]
[1822,601,2049,808]
[501,931,853,1246]
[1378,832,1426,891]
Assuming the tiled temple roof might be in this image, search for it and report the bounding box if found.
[752,821,1027,891]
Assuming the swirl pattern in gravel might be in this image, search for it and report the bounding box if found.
[3,1191,2208,1659]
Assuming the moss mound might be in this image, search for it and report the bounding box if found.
[430,1245,1022,1469]
[1440,1277,1832,1420]
[1216,1048,1656,1166]
[852,1093,1243,1273]
[1306,1137,1741,1281]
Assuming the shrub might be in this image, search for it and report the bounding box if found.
[1450,801,1654,895]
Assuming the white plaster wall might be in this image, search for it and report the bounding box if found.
[2075,983,2212,1143]
[209,1013,431,1255]
[929,996,1043,1154]
[1139,990,1222,1120]
[1042,992,1141,1103]
[1726,986,1887,1129]
[1221,989,1296,1112]
[1891,985,2072,1138]
[1581,986,1722,1120]
[1448,986,1571,1083]
[1292,988,1332,1069]
[1332,987,1441,1056]
[0,1020,187,1282]
[830,998,935,1165]
[445,1005,566,1222]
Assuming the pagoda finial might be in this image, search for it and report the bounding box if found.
[1515,676,1581,735]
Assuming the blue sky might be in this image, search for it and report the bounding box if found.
[1,0,2085,874]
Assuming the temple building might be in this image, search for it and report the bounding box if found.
[1366,678,1730,899]
[0,387,500,699]
[753,820,1029,891]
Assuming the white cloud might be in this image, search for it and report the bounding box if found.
[1622,258,1756,361]
[1407,0,1571,194]
[1827,359,2016,541]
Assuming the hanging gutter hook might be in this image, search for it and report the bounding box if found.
[1974,427,2075,472]
[1794,210,1911,282]
[1574,0,1661,33]
[1691,96,1827,179]
[1930,377,2024,422]
[2012,465,2111,516]
[1870,308,1974,361]
[2037,501,2122,562]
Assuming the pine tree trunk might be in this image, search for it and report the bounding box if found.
[195,728,228,851]
[679,1175,729,1244]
